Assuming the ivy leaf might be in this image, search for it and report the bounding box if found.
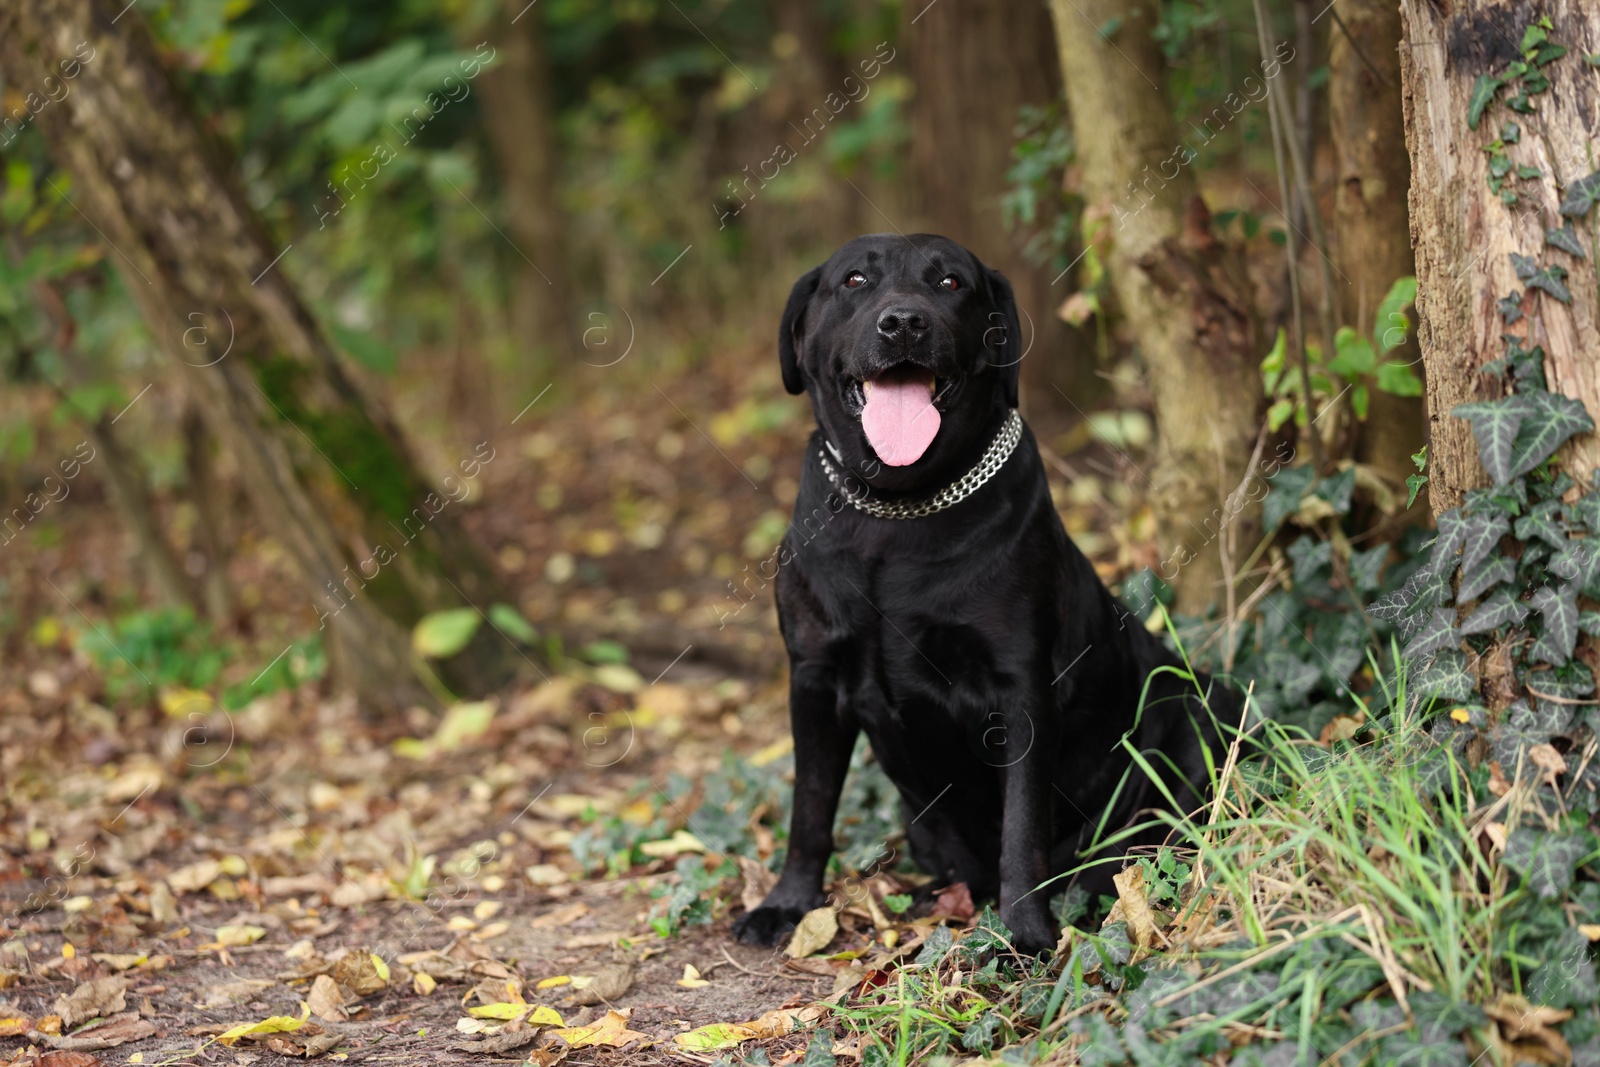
[1549,538,1600,589]
[1377,361,1424,397]
[1348,544,1388,595]
[1264,465,1316,530]
[1403,607,1460,661]
[1496,291,1525,324]
[1453,395,1534,484]
[1459,588,1527,636]
[1458,555,1517,602]
[1515,501,1567,549]
[1458,511,1510,572]
[1530,583,1579,664]
[1546,222,1587,258]
[1374,275,1417,353]
[1406,472,1428,509]
[1502,828,1587,899]
[1559,169,1600,218]
[1326,326,1376,376]
[1312,467,1356,516]
[1467,74,1502,129]
[1511,253,1572,303]
[1412,648,1477,703]
[1508,390,1595,478]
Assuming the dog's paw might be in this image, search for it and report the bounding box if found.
[1009,925,1056,959]
[731,905,808,947]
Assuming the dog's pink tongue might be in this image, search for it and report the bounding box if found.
[862,370,940,466]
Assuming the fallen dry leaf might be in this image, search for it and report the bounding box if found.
[166,859,222,894]
[566,962,634,1005]
[932,883,975,923]
[784,907,838,959]
[677,964,710,989]
[734,855,778,913]
[29,1012,156,1052]
[0,1014,30,1036]
[552,1008,651,1049]
[54,977,128,1028]
[530,901,589,929]
[307,974,347,1023]
[331,951,388,996]
[1112,866,1161,951]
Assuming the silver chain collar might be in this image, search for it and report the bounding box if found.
[817,409,1023,520]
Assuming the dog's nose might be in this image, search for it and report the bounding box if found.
[877,307,929,343]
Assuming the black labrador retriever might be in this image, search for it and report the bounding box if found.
[731,234,1232,956]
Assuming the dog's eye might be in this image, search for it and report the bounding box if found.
[844,271,867,289]
[938,274,960,291]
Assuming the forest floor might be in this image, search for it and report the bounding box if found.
[0,354,1156,1065]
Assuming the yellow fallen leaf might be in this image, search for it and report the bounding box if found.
[218,1003,310,1045]
[34,1015,62,1035]
[674,1022,757,1051]
[473,901,503,921]
[215,924,267,947]
[536,976,571,989]
[469,1003,565,1025]
[554,1009,650,1048]
[1113,867,1160,951]
[638,829,706,858]
[447,916,478,931]
[1450,707,1471,724]
[61,943,75,959]
[160,687,213,717]
[413,973,437,996]
[784,907,838,958]
[473,921,510,940]
[0,1016,30,1037]
[370,953,389,980]
[677,964,710,989]
[1580,924,1600,941]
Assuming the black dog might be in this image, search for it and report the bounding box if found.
[731,234,1232,956]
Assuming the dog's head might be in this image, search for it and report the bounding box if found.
[779,234,1021,491]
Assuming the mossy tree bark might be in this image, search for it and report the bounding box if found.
[0,0,513,709]
[1047,0,1265,612]
[905,0,1099,416]
[1330,0,1428,517]
[1399,0,1600,516]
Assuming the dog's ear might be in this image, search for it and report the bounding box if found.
[779,265,823,396]
[984,266,1023,408]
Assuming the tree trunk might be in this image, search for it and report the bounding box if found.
[182,404,234,625]
[905,0,1098,415]
[1047,0,1265,612]
[1330,0,1427,516]
[32,279,197,613]
[0,0,512,709]
[1399,0,1600,515]
[475,0,574,377]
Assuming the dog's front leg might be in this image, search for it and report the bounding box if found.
[732,660,855,947]
[997,702,1056,956]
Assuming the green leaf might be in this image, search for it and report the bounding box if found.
[488,602,537,643]
[1406,472,1429,509]
[1264,465,1316,530]
[1453,395,1535,484]
[328,323,398,374]
[1516,501,1568,549]
[1459,555,1516,602]
[1403,608,1460,661]
[411,607,481,658]
[1349,544,1388,594]
[581,639,630,665]
[1530,583,1579,664]
[1412,648,1476,703]
[1377,361,1423,397]
[1458,511,1510,572]
[1352,384,1370,419]
[1509,390,1594,478]
[1312,468,1356,516]
[1512,253,1572,303]
[1560,170,1600,218]
[1459,588,1527,636]
[1326,326,1376,376]
[1546,222,1586,258]
[1467,74,1502,129]
[1502,828,1587,899]
[1374,275,1417,352]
